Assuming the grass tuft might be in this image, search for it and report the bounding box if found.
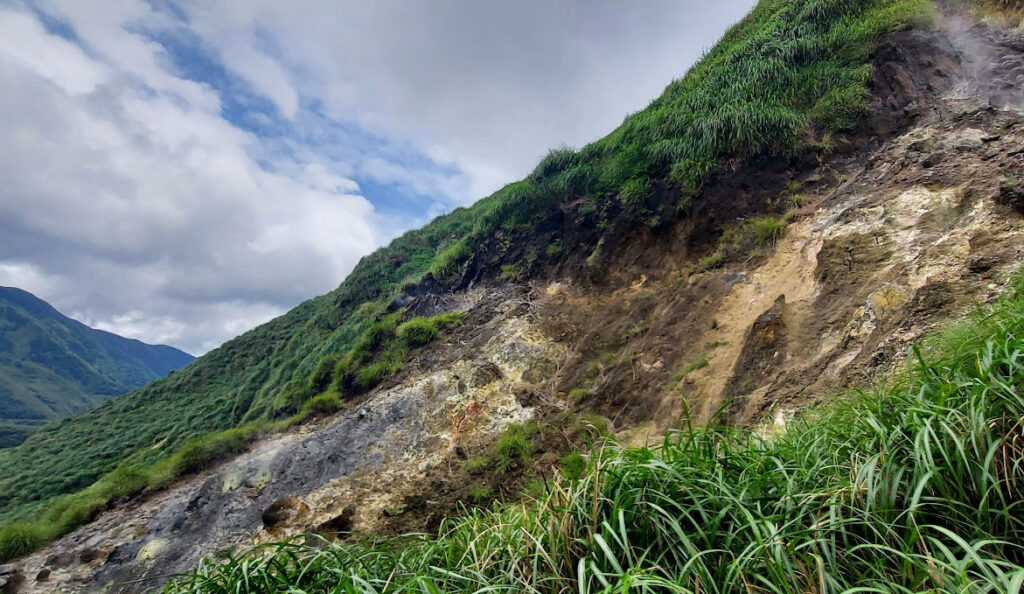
[750,215,788,246]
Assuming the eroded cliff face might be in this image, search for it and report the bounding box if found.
[11,11,1024,594]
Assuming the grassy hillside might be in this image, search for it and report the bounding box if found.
[0,287,193,448]
[0,0,932,558]
[166,270,1024,593]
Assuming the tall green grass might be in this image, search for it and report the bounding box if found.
[163,275,1024,592]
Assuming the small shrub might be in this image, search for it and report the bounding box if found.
[618,177,649,212]
[396,318,441,347]
[567,387,589,402]
[499,264,526,282]
[0,522,44,561]
[545,238,563,258]
[750,216,787,246]
[354,361,400,392]
[493,431,535,474]
[429,312,464,332]
[463,456,491,475]
[398,275,421,292]
[271,380,308,417]
[786,193,810,208]
[559,452,587,481]
[363,314,401,351]
[523,478,548,499]
[697,251,724,270]
[531,146,579,180]
[676,193,694,213]
[100,464,149,498]
[172,428,252,476]
[308,354,341,394]
[669,156,716,195]
[525,248,539,268]
[302,390,343,416]
[814,131,837,155]
[808,82,870,131]
[585,239,605,276]
[672,354,711,382]
[44,491,104,529]
[431,240,472,279]
[572,413,611,438]
[467,484,493,504]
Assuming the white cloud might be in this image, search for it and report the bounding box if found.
[0,8,108,94]
[0,2,381,353]
[0,0,754,355]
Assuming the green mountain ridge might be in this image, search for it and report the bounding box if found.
[0,287,194,448]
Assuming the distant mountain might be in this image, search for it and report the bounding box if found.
[0,287,193,447]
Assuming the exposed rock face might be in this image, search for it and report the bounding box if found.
[11,12,1024,594]
[14,295,564,592]
[726,296,789,422]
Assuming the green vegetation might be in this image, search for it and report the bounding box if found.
[395,318,440,347]
[462,457,490,476]
[671,354,712,382]
[331,311,463,396]
[749,215,788,246]
[300,391,343,417]
[0,310,461,560]
[567,386,590,402]
[0,287,193,447]
[618,177,650,212]
[696,251,724,270]
[499,264,526,282]
[165,270,1024,593]
[171,428,254,476]
[699,213,791,270]
[0,522,42,561]
[492,424,538,474]
[466,485,493,504]
[545,238,563,258]
[0,0,935,562]
[558,452,587,481]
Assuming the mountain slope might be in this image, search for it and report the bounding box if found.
[10,4,1024,581]
[0,287,194,448]
[5,0,1014,575]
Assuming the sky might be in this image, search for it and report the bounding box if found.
[0,0,754,355]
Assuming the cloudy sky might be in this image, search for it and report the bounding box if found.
[0,0,753,355]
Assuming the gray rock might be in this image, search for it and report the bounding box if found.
[955,136,983,151]
[990,94,1010,110]
[0,565,13,575]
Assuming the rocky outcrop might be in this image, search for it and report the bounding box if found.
[12,291,565,592]
[726,296,790,423]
